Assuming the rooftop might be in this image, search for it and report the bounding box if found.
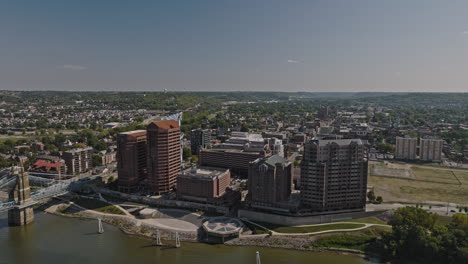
[180,166,229,180]
[64,146,93,153]
[33,159,64,169]
[202,217,243,236]
[264,154,289,166]
[119,129,146,135]
[310,138,364,146]
[149,119,179,129]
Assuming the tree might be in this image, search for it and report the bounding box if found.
[376,196,383,204]
[182,147,192,160]
[191,154,199,164]
[378,207,444,262]
[92,154,102,167]
[135,116,144,123]
[240,123,250,132]
[389,206,437,229]
[367,190,376,202]
[450,214,468,232]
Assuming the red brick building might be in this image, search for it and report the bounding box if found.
[31,159,67,176]
[177,167,231,202]
[147,120,181,194]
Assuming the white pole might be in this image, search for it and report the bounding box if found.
[175,232,180,248]
[98,219,104,234]
[256,251,261,264]
[155,229,162,246]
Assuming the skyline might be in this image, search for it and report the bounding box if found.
[1,1,468,92]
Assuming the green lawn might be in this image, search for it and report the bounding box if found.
[343,217,387,225]
[73,198,125,215]
[253,221,366,234]
[314,234,376,251]
[242,221,270,235]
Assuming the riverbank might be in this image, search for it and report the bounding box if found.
[45,198,199,242]
[1,212,370,264]
[42,199,378,260]
[225,232,379,259]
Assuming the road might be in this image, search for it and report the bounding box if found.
[367,202,465,216]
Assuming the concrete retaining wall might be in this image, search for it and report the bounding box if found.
[238,209,384,226]
[96,187,229,215]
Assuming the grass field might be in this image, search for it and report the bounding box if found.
[253,222,365,234]
[412,167,461,185]
[369,163,468,204]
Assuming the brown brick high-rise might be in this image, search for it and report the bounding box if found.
[300,139,367,213]
[117,130,147,192]
[147,120,181,194]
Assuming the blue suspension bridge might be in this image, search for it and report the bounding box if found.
[0,167,88,213]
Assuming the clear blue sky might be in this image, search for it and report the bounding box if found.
[1,0,468,92]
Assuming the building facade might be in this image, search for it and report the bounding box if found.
[199,148,265,176]
[177,167,231,202]
[300,139,367,213]
[190,129,210,155]
[395,136,418,160]
[63,147,93,175]
[247,155,293,209]
[117,130,147,192]
[420,137,443,162]
[267,138,284,157]
[147,120,181,194]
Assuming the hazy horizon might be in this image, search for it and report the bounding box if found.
[2,1,468,92]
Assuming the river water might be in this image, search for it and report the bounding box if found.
[0,212,371,264]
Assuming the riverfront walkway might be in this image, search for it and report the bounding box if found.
[243,219,391,237]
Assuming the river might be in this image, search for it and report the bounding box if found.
[0,212,372,264]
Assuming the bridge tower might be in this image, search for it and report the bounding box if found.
[8,167,34,226]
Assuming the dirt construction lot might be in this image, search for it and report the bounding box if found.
[369,161,468,204]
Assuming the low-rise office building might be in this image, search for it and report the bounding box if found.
[177,167,231,203]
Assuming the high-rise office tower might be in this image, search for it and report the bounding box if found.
[248,155,293,208]
[147,120,181,194]
[300,139,367,212]
[117,130,147,192]
[190,129,210,155]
